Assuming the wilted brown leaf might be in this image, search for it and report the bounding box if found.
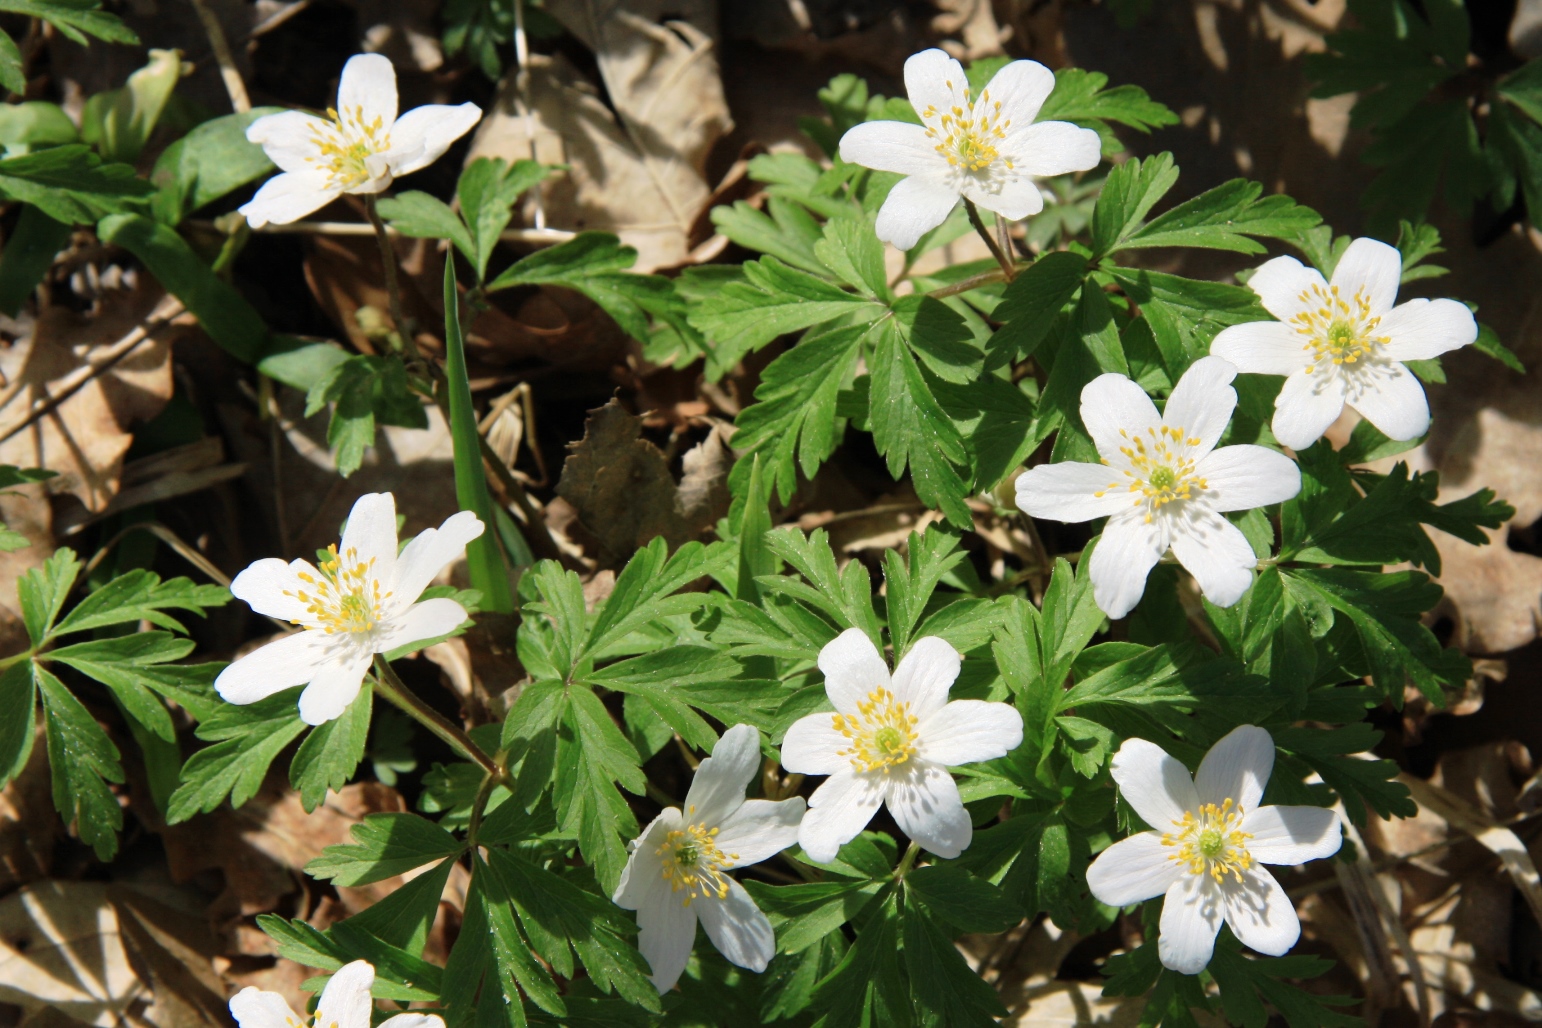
[0,881,142,1026]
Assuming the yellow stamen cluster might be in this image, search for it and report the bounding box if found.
[1161,798,1254,883]
[656,809,738,907]
[1288,282,1388,374]
[285,544,389,635]
[921,83,1013,173]
[1093,425,1209,523]
[306,104,391,188]
[833,687,919,774]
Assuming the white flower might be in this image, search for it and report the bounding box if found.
[231,959,442,1028]
[240,53,482,228]
[1014,356,1300,619]
[613,724,805,993]
[216,492,484,725]
[1210,237,1477,450]
[1085,726,1342,974]
[780,629,1023,863]
[837,48,1102,250]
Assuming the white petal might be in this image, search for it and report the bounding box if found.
[1378,297,1478,362]
[798,770,884,864]
[1210,320,1310,377]
[239,172,340,228]
[1346,361,1429,442]
[315,959,375,1028]
[1005,120,1101,176]
[635,877,697,993]
[780,713,854,776]
[1330,237,1401,315]
[890,636,960,720]
[818,627,891,715]
[244,110,329,174]
[384,103,483,177]
[339,492,399,582]
[297,653,373,726]
[1110,737,1199,830]
[1271,368,1347,451]
[981,58,1057,125]
[1015,461,1133,523]
[904,48,969,126]
[1159,873,1223,974]
[1195,445,1301,513]
[717,797,806,868]
[215,630,338,705]
[684,723,761,828]
[1168,508,1257,609]
[1242,805,1342,865]
[917,700,1023,766]
[1245,255,1325,322]
[1085,832,1184,906]
[229,987,303,1028]
[885,760,972,858]
[229,557,313,624]
[874,175,961,251]
[1161,355,1237,457]
[1088,514,1166,620]
[379,1016,445,1028]
[375,598,468,653]
[337,53,398,132]
[1080,373,1161,468]
[1221,867,1300,957]
[389,510,485,613]
[960,172,1044,221]
[614,809,681,908]
[1194,725,1273,812]
[839,121,943,177]
[695,878,776,973]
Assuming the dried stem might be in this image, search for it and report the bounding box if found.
[187,0,251,112]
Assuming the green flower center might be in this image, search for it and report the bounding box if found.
[1148,466,1177,491]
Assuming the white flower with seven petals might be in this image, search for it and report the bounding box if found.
[837,48,1102,250]
[230,959,443,1028]
[780,629,1023,863]
[216,492,484,725]
[240,53,482,228]
[613,724,806,993]
[1085,727,1342,974]
[1014,356,1300,619]
[1210,237,1477,450]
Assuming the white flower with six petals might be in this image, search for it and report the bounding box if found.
[837,48,1102,250]
[1014,356,1300,619]
[217,491,484,725]
[780,629,1023,863]
[230,959,442,1028]
[613,724,806,993]
[1210,237,1477,450]
[240,53,482,228]
[1085,726,1342,974]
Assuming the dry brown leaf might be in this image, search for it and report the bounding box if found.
[0,881,142,1027]
[0,727,56,892]
[468,0,732,272]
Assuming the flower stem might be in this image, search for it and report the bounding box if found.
[372,654,505,782]
[363,195,418,355]
[964,198,1016,281]
[894,840,921,880]
[927,267,1009,299]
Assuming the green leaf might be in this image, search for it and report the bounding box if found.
[444,260,515,613]
[1091,152,1178,256]
[46,631,195,741]
[556,686,642,894]
[906,862,1018,933]
[1473,321,1525,374]
[0,144,152,223]
[743,879,884,954]
[79,49,180,164]
[0,662,36,786]
[477,854,565,1018]
[458,158,551,279]
[35,665,123,859]
[166,689,307,823]
[290,684,373,811]
[17,546,80,646]
[52,566,228,637]
[150,107,282,224]
[1207,931,1359,1028]
[882,527,966,659]
[257,338,351,392]
[97,213,267,362]
[1276,723,1413,824]
[808,892,901,1028]
[711,197,826,274]
[305,811,462,886]
[0,203,69,316]
[1121,178,1322,254]
[0,0,137,48]
[0,101,79,154]
[1036,68,1177,153]
[0,28,23,94]
[485,231,676,344]
[342,855,455,953]
[902,891,1008,1026]
[814,214,889,300]
[303,353,428,477]
[987,249,1088,366]
[587,537,731,657]
[378,191,475,266]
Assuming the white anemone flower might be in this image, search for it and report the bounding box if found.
[217,492,484,725]
[240,53,482,228]
[613,723,806,993]
[780,629,1023,863]
[837,48,1102,250]
[1085,726,1342,974]
[230,959,442,1028]
[1014,356,1300,619]
[1210,236,1477,450]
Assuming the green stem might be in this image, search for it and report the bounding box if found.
[466,771,500,847]
[964,198,1016,281]
[364,195,418,355]
[0,647,35,672]
[928,266,1009,299]
[372,655,504,782]
[894,840,921,880]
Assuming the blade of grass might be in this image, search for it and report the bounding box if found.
[442,260,515,612]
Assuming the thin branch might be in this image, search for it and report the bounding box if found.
[187,0,251,113]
